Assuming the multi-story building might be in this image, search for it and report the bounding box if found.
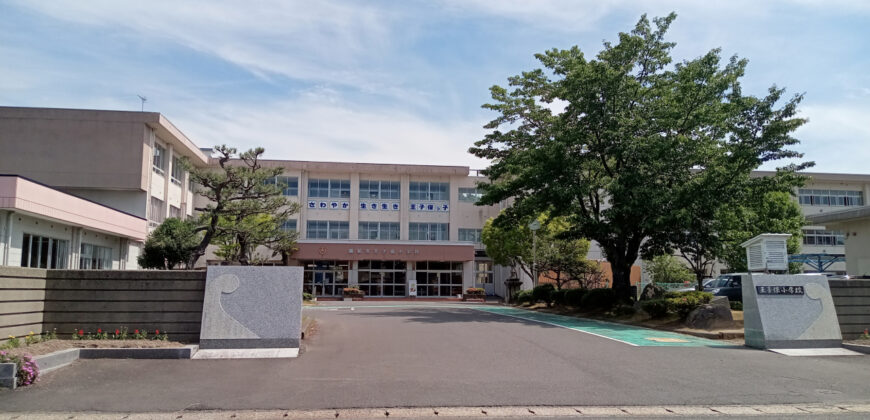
[1,106,866,286]
[0,106,208,269]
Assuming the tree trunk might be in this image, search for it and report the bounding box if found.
[610,259,634,302]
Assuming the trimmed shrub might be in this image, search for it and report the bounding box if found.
[564,288,587,307]
[613,304,636,317]
[514,290,533,305]
[581,288,617,312]
[640,299,670,318]
[303,292,313,301]
[664,291,713,318]
[551,289,568,306]
[532,284,556,305]
[465,287,485,296]
[729,301,743,311]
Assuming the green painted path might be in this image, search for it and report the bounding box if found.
[471,306,728,347]
[305,303,730,348]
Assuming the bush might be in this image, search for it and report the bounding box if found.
[564,288,587,307]
[640,299,670,318]
[581,288,617,312]
[514,289,533,305]
[729,301,743,311]
[532,284,556,305]
[551,289,568,306]
[664,291,713,318]
[303,292,313,301]
[465,287,485,295]
[343,287,364,297]
[613,304,636,317]
[0,351,39,386]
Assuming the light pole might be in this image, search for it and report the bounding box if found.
[528,219,541,288]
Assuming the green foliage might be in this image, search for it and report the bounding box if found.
[184,145,300,267]
[532,284,556,305]
[564,288,587,307]
[469,13,811,302]
[0,352,38,386]
[613,304,636,317]
[465,288,486,295]
[514,289,533,305]
[581,288,617,312]
[644,255,695,285]
[303,292,313,302]
[730,301,743,311]
[664,291,714,318]
[138,218,200,269]
[3,335,20,349]
[640,299,670,318]
[550,289,568,306]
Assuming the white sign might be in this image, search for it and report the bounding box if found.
[408,280,417,297]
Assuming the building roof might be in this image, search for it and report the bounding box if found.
[247,159,470,176]
[0,175,147,241]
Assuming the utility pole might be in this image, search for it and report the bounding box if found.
[528,219,541,288]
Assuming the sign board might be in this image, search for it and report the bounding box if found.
[743,274,842,349]
[408,280,417,297]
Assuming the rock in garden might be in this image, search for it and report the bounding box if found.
[640,283,666,301]
[685,302,734,330]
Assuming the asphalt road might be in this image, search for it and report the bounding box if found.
[2,303,869,413]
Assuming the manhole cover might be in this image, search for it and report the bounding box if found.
[646,337,689,343]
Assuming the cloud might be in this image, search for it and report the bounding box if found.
[786,103,870,173]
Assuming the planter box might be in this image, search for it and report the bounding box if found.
[463,294,486,302]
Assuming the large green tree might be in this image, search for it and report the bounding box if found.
[184,145,299,267]
[214,213,299,265]
[469,13,811,301]
[481,213,592,289]
[138,218,200,269]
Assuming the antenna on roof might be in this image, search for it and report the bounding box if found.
[137,95,147,112]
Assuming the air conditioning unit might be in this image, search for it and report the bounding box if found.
[740,233,792,272]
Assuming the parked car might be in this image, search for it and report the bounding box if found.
[674,278,715,293]
[703,273,748,302]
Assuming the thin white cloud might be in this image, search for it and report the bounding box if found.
[790,103,870,173]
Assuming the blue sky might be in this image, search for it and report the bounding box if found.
[1,1,869,172]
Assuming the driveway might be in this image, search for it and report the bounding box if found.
[1,302,869,412]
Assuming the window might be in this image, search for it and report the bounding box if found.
[475,261,493,285]
[458,228,482,243]
[360,180,400,200]
[358,260,407,296]
[302,260,349,296]
[307,220,349,239]
[150,197,164,222]
[798,189,864,206]
[802,229,845,246]
[169,205,180,219]
[308,179,350,198]
[20,233,69,269]
[152,144,166,174]
[415,261,463,297]
[80,243,112,270]
[171,156,184,185]
[409,223,448,241]
[265,176,298,196]
[280,220,297,232]
[458,187,483,203]
[359,222,400,240]
[409,182,449,201]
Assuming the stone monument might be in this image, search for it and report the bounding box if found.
[743,273,842,349]
[199,266,304,353]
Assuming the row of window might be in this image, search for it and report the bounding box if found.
[149,197,181,222]
[261,176,482,202]
[152,144,186,184]
[300,221,482,242]
[20,233,112,269]
[798,189,864,206]
[802,229,845,246]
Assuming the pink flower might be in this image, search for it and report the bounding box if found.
[97,328,102,333]
[78,330,84,336]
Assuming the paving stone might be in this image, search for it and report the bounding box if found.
[619,406,672,416]
[380,408,438,418]
[708,405,762,415]
[526,407,582,416]
[662,406,720,416]
[751,405,809,414]
[429,407,485,417]
[573,407,628,416]
[792,404,849,414]
[475,407,539,417]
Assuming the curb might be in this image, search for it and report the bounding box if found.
[0,345,198,389]
[843,343,870,354]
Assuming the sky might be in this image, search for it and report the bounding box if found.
[1,0,869,173]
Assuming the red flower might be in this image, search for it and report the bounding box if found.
[134,329,139,334]
[155,329,160,335]
[78,329,84,336]
[97,328,102,333]
[115,329,120,335]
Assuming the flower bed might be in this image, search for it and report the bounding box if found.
[342,287,365,300]
[463,287,486,301]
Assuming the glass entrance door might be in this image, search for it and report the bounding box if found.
[303,261,348,296]
[358,261,407,297]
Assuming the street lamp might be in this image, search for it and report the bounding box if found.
[528,219,541,288]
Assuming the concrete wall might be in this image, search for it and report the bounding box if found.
[0,267,205,342]
[830,279,870,339]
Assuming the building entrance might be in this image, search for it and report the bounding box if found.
[302,260,349,296]
[358,260,407,297]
